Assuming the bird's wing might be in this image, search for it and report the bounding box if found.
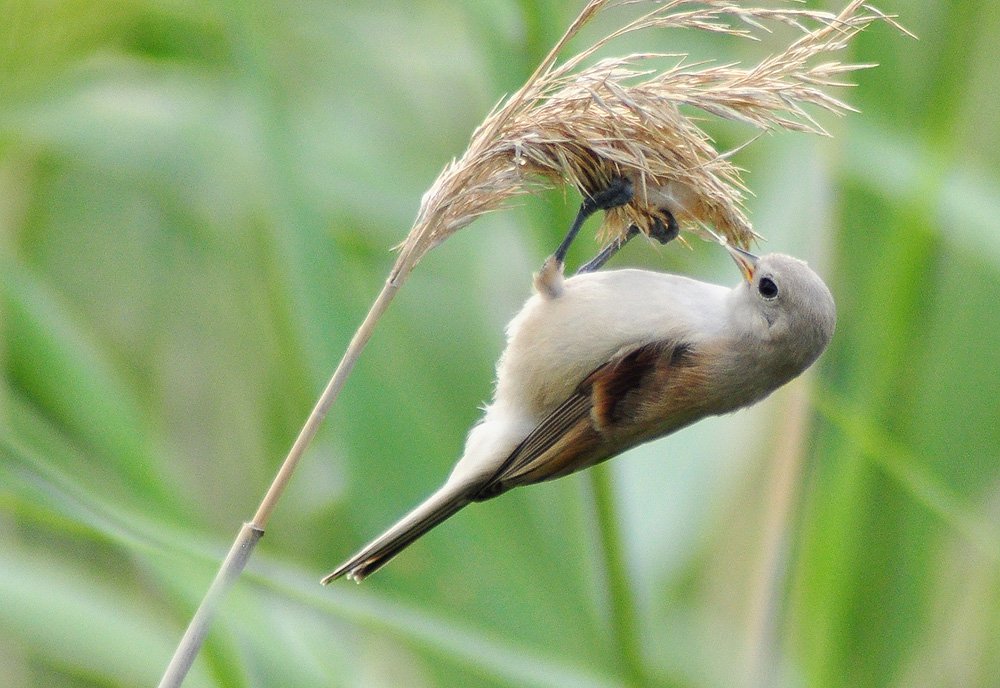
[477,340,693,497]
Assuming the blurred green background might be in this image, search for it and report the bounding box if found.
[2,1,998,686]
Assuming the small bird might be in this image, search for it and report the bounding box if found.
[323,237,836,583]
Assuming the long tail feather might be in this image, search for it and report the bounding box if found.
[321,484,473,583]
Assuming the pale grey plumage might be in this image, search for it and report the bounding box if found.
[323,247,835,583]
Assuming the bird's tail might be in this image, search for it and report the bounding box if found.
[321,483,473,583]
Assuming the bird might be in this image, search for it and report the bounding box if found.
[322,223,836,583]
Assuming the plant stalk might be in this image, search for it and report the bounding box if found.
[157,276,401,688]
[588,466,648,686]
[157,522,263,688]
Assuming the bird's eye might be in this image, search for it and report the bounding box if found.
[758,276,778,299]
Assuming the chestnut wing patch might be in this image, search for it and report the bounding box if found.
[476,340,691,498]
[587,341,689,429]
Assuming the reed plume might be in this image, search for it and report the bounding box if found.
[391,0,906,285]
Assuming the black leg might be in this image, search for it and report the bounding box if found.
[576,226,639,274]
[553,177,634,264]
[575,207,679,274]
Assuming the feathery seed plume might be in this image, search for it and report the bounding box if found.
[389,0,906,286]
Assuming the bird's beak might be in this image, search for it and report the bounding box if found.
[726,245,758,283]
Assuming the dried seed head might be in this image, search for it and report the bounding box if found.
[388,0,908,285]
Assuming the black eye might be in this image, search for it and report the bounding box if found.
[758,276,778,299]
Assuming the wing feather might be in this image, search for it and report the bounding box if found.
[476,339,693,498]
